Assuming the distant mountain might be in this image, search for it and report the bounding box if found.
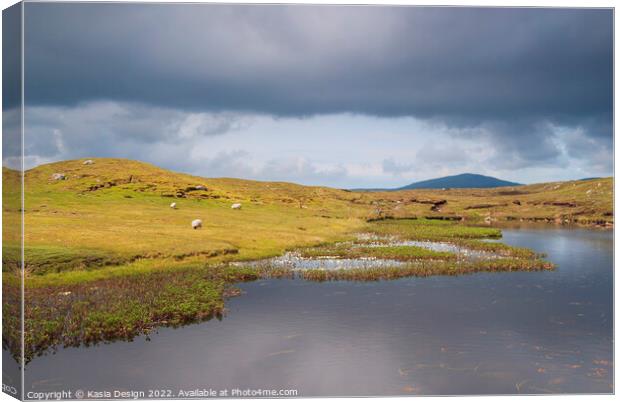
[396,173,521,190]
[353,173,521,191]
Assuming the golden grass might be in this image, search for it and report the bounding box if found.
[2,158,611,276]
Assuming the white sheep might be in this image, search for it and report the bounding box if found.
[192,219,202,229]
[51,173,66,181]
[83,160,94,165]
[170,202,177,209]
[231,203,242,210]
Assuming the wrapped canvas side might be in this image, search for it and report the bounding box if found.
[2,2,23,400]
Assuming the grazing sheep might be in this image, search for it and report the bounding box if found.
[170,202,177,209]
[191,219,202,229]
[185,185,208,192]
[83,159,94,165]
[231,203,242,210]
[51,173,66,181]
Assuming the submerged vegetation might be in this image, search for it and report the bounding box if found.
[2,158,609,363]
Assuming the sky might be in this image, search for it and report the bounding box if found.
[3,4,613,188]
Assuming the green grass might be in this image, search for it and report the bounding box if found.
[367,218,502,240]
[300,258,554,282]
[4,244,128,275]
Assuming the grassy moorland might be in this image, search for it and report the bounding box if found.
[1,158,612,362]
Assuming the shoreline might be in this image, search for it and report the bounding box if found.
[5,219,559,364]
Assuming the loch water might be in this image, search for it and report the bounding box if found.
[23,227,613,396]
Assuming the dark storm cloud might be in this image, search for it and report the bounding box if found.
[24,4,612,123]
[16,3,613,180]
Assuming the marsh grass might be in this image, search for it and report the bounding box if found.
[299,258,554,282]
[450,239,543,258]
[8,264,264,363]
[5,259,300,363]
[299,243,456,261]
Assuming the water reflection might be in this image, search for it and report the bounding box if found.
[24,228,613,396]
[239,252,408,270]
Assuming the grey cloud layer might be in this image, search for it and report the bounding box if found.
[20,102,249,170]
[12,102,611,187]
[24,5,612,122]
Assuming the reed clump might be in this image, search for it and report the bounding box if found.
[299,258,554,282]
[8,263,266,364]
[449,239,544,258]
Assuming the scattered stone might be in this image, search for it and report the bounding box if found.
[82,159,94,165]
[51,173,66,181]
[543,201,577,207]
[410,198,447,206]
[424,215,463,221]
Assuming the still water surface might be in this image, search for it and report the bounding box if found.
[24,227,613,396]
